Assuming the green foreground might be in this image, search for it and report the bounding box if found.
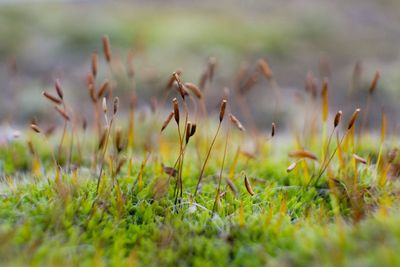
[1,128,400,267]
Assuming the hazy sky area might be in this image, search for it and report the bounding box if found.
[1,0,400,129]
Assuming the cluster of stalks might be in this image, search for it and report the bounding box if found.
[42,80,70,166]
[94,97,120,198]
[27,36,128,209]
[160,69,252,212]
[23,34,395,221]
[284,66,390,222]
[160,72,203,206]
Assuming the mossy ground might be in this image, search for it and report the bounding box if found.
[1,3,399,266]
[1,125,400,267]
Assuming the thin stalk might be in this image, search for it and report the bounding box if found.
[212,124,229,214]
[127,107,135,149]
[67,122,74,172]
[173,118,184,203]
[57,102,68,164]
[174,100,189,205]
[76,121,86,166]
[179,101,189,197]
[94,116,114,198]
[312,130,349,186]
[194,122,222,197]
[321,121,327,161]
[323,126,336,165]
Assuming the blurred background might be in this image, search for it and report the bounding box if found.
[1,0,400,132]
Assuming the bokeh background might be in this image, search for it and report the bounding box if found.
[1,0,400,131]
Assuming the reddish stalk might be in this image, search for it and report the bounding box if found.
[194,99,227,197]
[212,122,229,214]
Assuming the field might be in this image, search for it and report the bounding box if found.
[1,2,400,267]
[1,42,400,266]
